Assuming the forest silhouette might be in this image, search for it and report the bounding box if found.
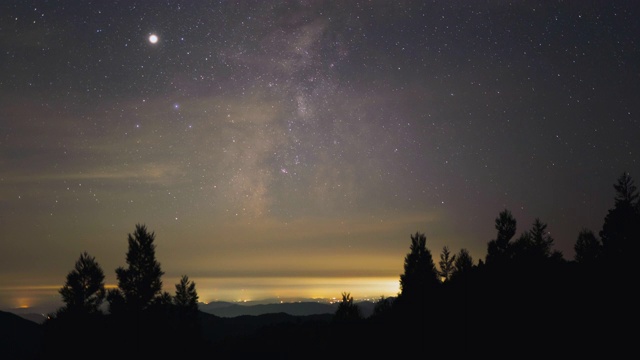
[28,172,637,358]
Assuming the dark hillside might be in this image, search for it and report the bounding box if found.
[198,311,334,345]
[0,310,43,360]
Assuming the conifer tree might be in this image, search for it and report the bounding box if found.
[452,248,474,279]
[107,223,164,314]
[528,218,555,260]
[600,172,640,270]
[174,275,199,312]
[438,246,456,282]
[486,209,516,266]
[574,228,602,266]
[58,252,106,316]
[397,232,439,307]
[334,292,361,321]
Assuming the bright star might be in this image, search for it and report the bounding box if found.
[149,34,158,44]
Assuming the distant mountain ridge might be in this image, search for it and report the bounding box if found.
[7,298,385,323]
[198,299,378,318]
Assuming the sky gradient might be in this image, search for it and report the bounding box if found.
[1,1,639,313]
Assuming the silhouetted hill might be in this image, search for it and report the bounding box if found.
[0,298,378,357]
[1,309,338,358]
[199,301,335,317]
[4,305,55,325]
[14,313,48,325]
[199,299,377,318]
[198,311,334,345]
[0,310,43,360]
[199,309,405,357]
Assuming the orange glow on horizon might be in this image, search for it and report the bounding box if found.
[1,276,401,311]
[191,276,401,304]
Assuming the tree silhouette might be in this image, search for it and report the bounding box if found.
[57,252,105,316]
[486,209,516,266]
[449,248,474,285]
[151,290,174,308]
[574,228,602,266]
[528,218,556,260]
[102,224,206,357]
[174,275,199,311]
[334,292,361,322]
[597,173,638,345]
[454,248,473,274]
[398,232,439,299]
[438,246,456,282]
[613,172,639,205]
[370,295,392,320]
[107,223,164,314]
[42,252,107,357]
[174,276,199,328]
[507,218,562,266]
[158,275,201,350]
[395,231,439,326]
[600,172,639,270]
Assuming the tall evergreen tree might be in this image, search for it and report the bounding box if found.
[42,252,107,357]
[453,248,474,276]
[574,228,602,266]
[528,218,555,260]
[397,232,439,308]
[508,218,562,265]
[174,275,199,311]
[107,224,164,314]
[613,172,639,205]
[392,231,440,347]
[58,252,106,316]
[170,275,202,347]
[486,209,517,266]
[600,172,640,269]
[438,246,456,282]
[596,173,637,348]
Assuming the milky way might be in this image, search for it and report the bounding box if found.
[1,1,638,309]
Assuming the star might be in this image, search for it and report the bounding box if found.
[149,34,158,44]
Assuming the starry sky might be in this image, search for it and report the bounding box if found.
[1,1,639,311]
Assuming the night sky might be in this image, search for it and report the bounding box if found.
[1,1,639,311]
